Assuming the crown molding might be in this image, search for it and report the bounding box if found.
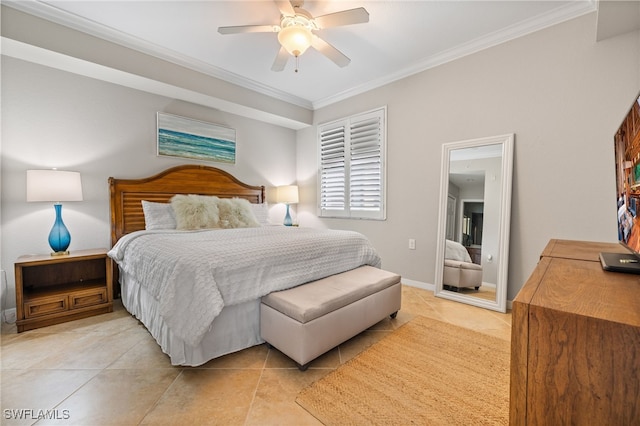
[3,0,597,112]
[311,0,597,109]
[2,0,314,110]
[2,37,311,130]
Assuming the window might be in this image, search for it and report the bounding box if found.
[318,107,386,220]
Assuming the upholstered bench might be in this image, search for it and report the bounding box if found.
[443,259,483,290]
[260,266,401,370]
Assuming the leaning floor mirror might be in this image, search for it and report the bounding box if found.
[434,134,514,313]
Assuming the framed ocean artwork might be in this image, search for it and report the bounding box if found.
[157,113,236,164]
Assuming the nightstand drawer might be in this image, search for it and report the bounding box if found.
[70,287,107,309]
[24,295,68,318]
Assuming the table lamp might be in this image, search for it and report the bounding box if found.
[27,169,83,255]
[276,185,299,226]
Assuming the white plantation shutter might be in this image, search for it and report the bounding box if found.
[349,112,383,216]
[318,107,386,220]
[319,121,348,215]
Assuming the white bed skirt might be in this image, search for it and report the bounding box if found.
[119,268,264,366]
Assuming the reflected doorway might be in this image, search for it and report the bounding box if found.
[462,201,484,247]
[446,195,456,240]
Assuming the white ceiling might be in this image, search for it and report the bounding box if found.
[6,0,599,109]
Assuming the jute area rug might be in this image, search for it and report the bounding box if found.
[296,315,510,425]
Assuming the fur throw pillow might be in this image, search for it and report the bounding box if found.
[171,194,221,230]
[217,198,260,229]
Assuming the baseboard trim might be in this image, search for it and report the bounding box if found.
[401,278,434,291]
[401,279,513,311]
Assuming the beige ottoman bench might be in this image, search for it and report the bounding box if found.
[443,259,483,290]
[260,266,401,370]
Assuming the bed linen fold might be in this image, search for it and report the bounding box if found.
[108,226,381,346]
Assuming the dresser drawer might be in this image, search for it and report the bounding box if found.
[70,287,108,309]
[24,295,68,318]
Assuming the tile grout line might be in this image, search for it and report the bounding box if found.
[136,368,186,425]
[42,368,102,426]
[242,346,271,425]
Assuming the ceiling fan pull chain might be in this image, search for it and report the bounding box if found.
[295,55,300,73]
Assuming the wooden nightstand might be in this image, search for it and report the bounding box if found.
[14,248,113,332]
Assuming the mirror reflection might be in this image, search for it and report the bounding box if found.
[462,201,483,247]
[435,135,514,313]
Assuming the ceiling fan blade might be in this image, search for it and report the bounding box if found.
[218,25,277,35]
[271,46,289,72]
[274,0,295,16]
[311,35,350,67]
[314,7,369,29]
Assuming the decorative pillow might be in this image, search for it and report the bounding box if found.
[141,200,176,230]
[217,198,261,229]
[250,202,270,225]
[170,194,220,230]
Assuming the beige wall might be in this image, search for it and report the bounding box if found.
[297,13,640,299]
[1,57,297,309]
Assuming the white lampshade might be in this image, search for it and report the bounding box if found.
[276,185,299,204]
[27,170,83,202]
[277,26,312,57]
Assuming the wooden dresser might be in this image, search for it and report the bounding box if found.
[510,239,640,425]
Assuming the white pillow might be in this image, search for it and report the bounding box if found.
[250,202,270,225]
[170,194,221,230]
[141,201,176,230]
[217,198,260,229]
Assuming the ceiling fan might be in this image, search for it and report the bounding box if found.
[218,0,369,72]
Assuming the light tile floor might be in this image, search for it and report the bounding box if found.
[1,285,511,425]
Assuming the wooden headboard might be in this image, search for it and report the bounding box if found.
[109,165,265,247]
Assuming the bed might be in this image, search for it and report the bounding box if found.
[108,165,381,366]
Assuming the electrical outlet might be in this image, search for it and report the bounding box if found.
[408,239,416,250]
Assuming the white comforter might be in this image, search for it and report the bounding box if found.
[108,226,381,346]
[445,239,473,263]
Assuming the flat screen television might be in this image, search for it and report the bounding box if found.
[600,92,640,273]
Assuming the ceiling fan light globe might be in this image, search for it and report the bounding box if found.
[278,25,312,57]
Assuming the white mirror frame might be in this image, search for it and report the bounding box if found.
[434,134,514,313]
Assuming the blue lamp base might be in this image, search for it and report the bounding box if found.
[49,203,71,255]
[283,204,293,226]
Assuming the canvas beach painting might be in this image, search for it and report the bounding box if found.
[157,113,236,163]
